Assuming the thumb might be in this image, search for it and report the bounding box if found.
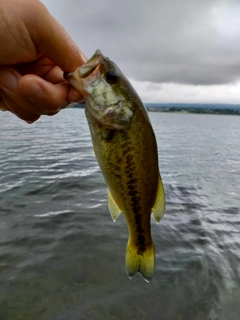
[30,1,87,72]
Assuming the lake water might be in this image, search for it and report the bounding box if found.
[0,109,240,320]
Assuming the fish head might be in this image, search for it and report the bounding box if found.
[64,50,134,129]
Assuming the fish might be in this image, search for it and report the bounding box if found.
[64,50,165,282]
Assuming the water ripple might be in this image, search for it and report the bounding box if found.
[1,111,240,319]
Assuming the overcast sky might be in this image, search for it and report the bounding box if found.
[41,0,240,104]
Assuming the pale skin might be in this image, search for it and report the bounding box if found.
[0,0,87,123]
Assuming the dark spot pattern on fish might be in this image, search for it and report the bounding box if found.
[130,193,146,253]
[114,173,122,180]
[106,129,115,140]
[128,190,138,197]
[120,130,147,254]
[132,204,140,213]
[128,184,135,190]
[122,147,131,156]
[109,162,120,173]
[136,224,144,234]
[120,131,130,142]
[133,212,146,253]
[127,178,137,186]
[102,129,115,140]
[126,154,133,165]
[131,197,140,214]
[127,173,134,179]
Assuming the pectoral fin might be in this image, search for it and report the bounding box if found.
[108,190,121,222]
[152,174,166,224]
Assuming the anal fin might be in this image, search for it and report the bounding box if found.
[108,190,121,222]
[152,174,166,224]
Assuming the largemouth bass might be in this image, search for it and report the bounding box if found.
[64,50,165,282]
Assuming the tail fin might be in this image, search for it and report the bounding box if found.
[125,240,155,283]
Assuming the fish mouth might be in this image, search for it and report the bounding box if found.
[77,49,103,78]
[63,50,103,84]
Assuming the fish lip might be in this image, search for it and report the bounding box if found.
[63,50,103,85]
[78,49,103,78]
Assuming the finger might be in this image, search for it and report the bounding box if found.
[17,60,84,103]
[16,57,65,84]
[18,62,65,85]
[41,64,67,84]
[16,56,56,78]
[1,91,40,123]
[29,1,87,71]
[0,91,10,111]
[0,101,10,111]
[18,74,76,111]
[0,67,74,115]
[0,67,48,115]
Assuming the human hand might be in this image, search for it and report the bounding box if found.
[0,0,87,123]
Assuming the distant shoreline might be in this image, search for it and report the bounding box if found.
[146,106,240,115]
[71,103,240,115]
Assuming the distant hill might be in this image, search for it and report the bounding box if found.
[145,103,240,115]
[144,103,240,110]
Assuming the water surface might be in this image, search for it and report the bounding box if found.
[0,110,240,320]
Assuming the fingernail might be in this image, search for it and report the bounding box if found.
[0,72,17,90]
[70,89,84,103]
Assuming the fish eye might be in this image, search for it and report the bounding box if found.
[105,71,118,84]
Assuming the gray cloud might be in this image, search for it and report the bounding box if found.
[42,0,240,86]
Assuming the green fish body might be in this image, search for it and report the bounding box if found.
[64,50,165,282]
